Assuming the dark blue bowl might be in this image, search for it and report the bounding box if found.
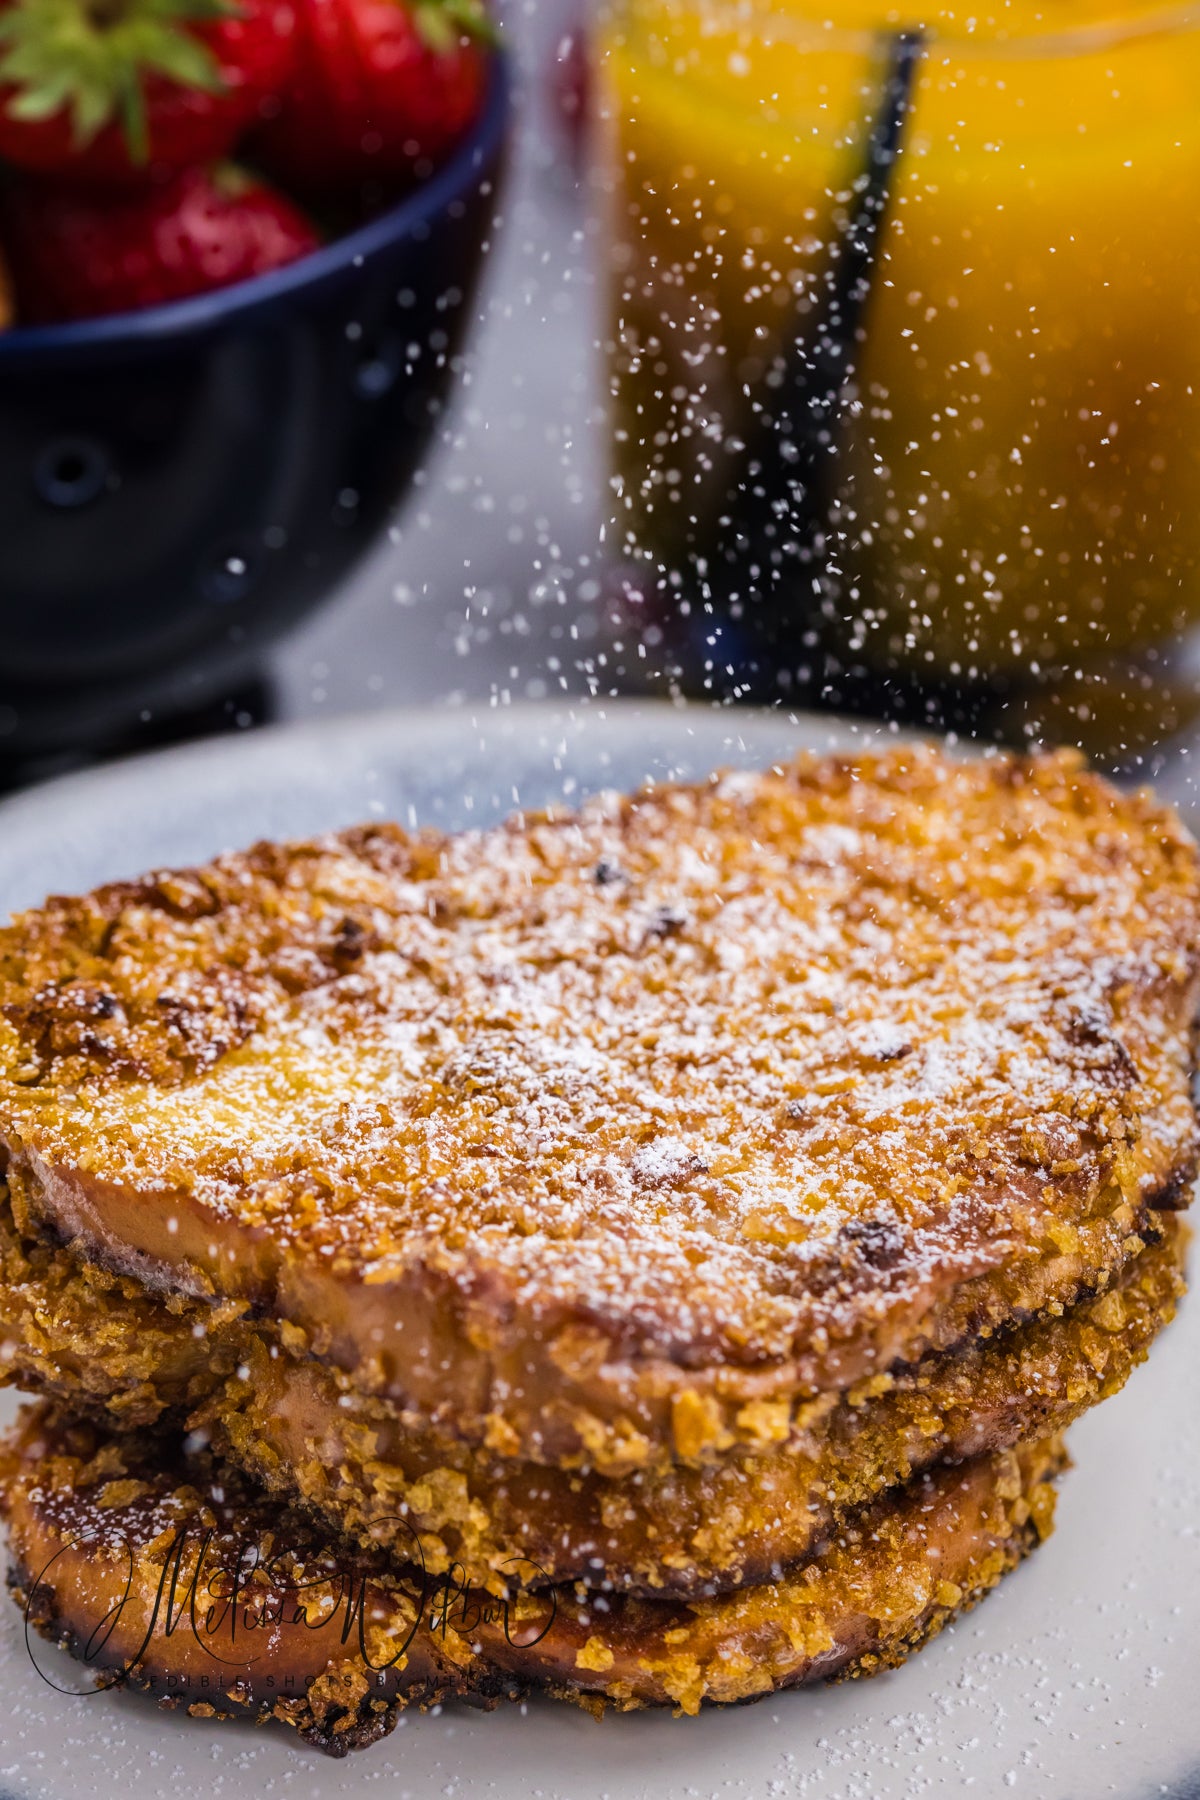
[0,56,510,764]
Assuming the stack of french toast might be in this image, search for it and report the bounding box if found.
[0,746,1194,1752]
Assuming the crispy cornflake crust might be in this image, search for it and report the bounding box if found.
[0,748,1197,1464]
[0,1180,1182,1596]
[0,1401,1066,1745]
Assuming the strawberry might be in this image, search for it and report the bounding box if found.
[0,0,299,186]
[1,161,320,320]
[254,0,490,196]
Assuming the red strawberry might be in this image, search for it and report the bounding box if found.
[254,0,490,196]
[0,0,299,186]
[2,161,320,320]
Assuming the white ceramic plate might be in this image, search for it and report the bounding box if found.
[0,701,1196,1800]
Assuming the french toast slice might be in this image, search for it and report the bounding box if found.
[0,1188,1184,1596]
[0,748,1196,1465]
[0,1402,1066,1746]
[192,1216,1184,1595]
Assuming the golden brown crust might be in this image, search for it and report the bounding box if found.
[0,1183,248,1429]
[0,1401,1066,1741]
[1,748,1197,1463]
[0,1406,514,1754]
[0,1181,1183,1596]
[200,1219,1180,1597]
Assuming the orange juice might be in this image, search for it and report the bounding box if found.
[597,0,1200,698]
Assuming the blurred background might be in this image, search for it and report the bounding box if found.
[272,0,607,730]
[0,0,612,788]
[6,0,1200,788]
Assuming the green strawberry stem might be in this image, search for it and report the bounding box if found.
[0,0,238,161]
[415,0,498,54]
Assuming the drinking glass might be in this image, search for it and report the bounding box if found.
[595,0,1200,751]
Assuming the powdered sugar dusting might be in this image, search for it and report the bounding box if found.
[0,747,1196,1454]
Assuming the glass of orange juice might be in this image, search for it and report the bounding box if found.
[595,0,1200,753]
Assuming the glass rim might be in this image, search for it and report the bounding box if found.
[604,0,1200,61]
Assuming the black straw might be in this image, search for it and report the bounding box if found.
[804,31,925,452]
[713,31,925,604]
